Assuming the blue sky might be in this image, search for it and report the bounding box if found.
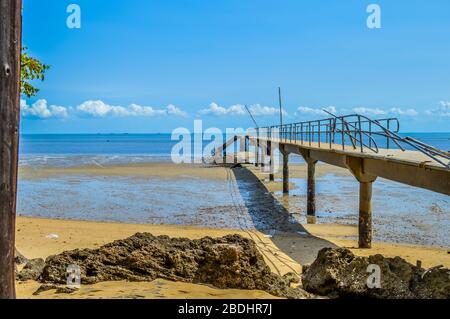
[21,0,450,133]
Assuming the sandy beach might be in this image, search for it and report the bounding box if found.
[15,216,449,299]
[15,162,449,299]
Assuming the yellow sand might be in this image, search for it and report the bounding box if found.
[15,216,449,299]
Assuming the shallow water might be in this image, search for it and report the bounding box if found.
[275,174,450,247]
[18,174,241,227]
[17,133,450,248]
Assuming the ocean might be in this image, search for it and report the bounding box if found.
[17,133,450,247]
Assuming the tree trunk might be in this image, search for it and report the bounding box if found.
[0,0,22,299]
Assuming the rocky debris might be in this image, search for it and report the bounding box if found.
[302,248,450,299]
[40,233,312,299]
[18,258,45,281]
[15,248,28,265]
[33,284,78,296]
[282,272,300,284]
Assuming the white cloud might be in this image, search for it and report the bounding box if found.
[76,100,188,118]
[352,107,387,116]
[199,103,246,116]
[389,107,418,116]
[21,99,68,119]
[297,106,337,116]
[76,100,126,117]
[198,103,287,117]
[353,107,418,117]
[426,101,450,117]
[167,104,188,117]
[248,104,287,116]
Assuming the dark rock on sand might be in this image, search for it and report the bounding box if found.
[18,258,45,281]
[33,284,78,296]
[40,233,312,299]
[15,248,28,265]
[302,248,450,299]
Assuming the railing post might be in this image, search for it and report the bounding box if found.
[301,123,304,145]
[387,120,390,149]
[329,119,333,149]
[318,121,321,148]
[358,116,363,153]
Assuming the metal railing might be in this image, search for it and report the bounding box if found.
[249,112,450,168]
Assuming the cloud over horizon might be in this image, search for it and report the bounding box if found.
[296,106,337,116]
[20,99,188,119]
[353,107,418,117]
[426,101,450,117]
[198,103,287,117]
[21,99,68,119]
[76,100,188,118]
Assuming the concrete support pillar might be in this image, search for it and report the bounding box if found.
[223,144,227,164]
[255,139,260,167]
[359,181,373,248]
[346,156,377,249]
[282,148,289,194]
[233,135,238,164]
[260,140,265,168]
[307,161,316,216]
[267,141,274,181]
[244,136,249,164]
[300,150,318,217]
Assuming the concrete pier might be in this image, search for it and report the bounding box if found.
[217,132,449,249]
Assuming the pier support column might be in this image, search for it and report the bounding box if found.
[346,156,377,249]
[223,144,227,164]
[359,181,373,248]
[300,150,318,217]
[244,136,250,164]
[255,139,260,167]
[281,146,289,194]
[233,135,238,164]
[306,160,317,216]
[267,141,274,181]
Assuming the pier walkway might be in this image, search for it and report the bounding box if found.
[214,113,450,248]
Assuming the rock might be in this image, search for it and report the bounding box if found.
[282,272,300,284]
[15,248,28,265]
[40,232,313,299]
[18,258,45,281]
[33,284,78,296]
[302,248,450,299]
